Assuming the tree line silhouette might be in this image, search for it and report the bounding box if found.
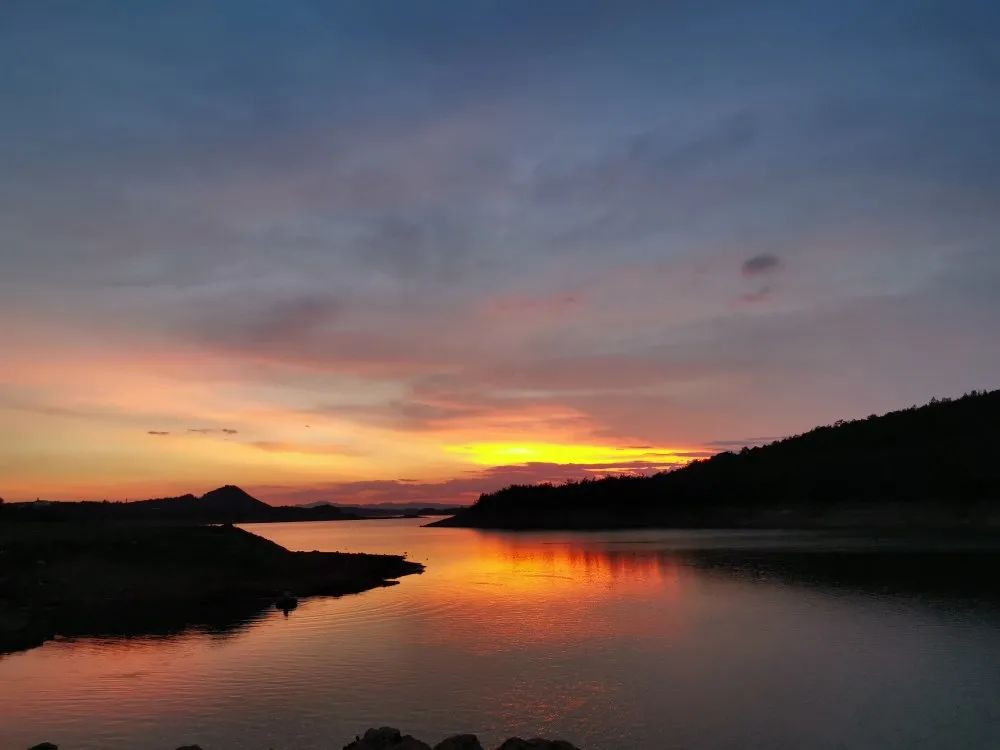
[433,390,1000,529]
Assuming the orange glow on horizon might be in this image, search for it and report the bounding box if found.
[446,441,691,469]
[0,331,708,501]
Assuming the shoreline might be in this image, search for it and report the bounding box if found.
[0,522,422,656]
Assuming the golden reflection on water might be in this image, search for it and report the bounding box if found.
[449,535,684,596]
[4,519,1000,750]
[407,533,689,653]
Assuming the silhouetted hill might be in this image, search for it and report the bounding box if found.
[0,485,363,524]
[196,484,271,514]
[127,484,273,519]
[432,390,1000,530]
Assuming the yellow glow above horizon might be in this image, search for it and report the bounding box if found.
[446,441,691,468]
[0,327,709,502]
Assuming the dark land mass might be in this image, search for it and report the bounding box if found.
[0,484,367,524]
[0,485,467,523]
[432,390,1000,530]
[0,522,422,655]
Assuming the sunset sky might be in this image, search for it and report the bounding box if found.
[2,1,999,504]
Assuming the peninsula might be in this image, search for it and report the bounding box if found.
[0,522,422,655]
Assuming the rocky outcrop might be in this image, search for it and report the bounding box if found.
[343,727,579,750]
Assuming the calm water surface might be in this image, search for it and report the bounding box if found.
[2,518,999,749]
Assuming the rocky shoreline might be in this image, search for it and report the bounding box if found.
[27,728,582,750]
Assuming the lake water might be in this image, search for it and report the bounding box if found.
[2,518,1000,749]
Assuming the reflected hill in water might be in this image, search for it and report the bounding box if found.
[473,529,1000,602]
[680,537,1000,603]
[2,597,273,656]
[500,533,1000,604]
[434,390,1000,531]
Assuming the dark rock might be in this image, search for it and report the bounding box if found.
[497,739,581,750]
[175,746,203,750]
[354,726,402,748]
[433,735,484,750]
[344,726,432,750]
[275,590,298,612]
[27,744,58,750]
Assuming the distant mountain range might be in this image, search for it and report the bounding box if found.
[0,485,365,524]
[135,485,278,518]
[432,390,1000,530]
[302,501,465,517]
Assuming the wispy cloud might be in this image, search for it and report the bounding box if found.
[250,440,360,456]
[3,0,1000,501]
[741,254,781,277]
[250,459,682,506]
[740,285,773,304]
[708,436,784,450]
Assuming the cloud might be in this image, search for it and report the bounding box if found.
[191,293,342,352]
[187,427,238,435]
[318,396,487,432]
[740,285,773,304]
[672,450,717,459]
[741,254,781,277]
[707,436,785,450]
[531,112,764,251]
[487,291,583,318]
[250,458,685,506]
[5,0,1000,503]
[147,430,170,436]
[250,440,359,456]
[360,214,471,281]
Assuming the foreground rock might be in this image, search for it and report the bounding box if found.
[343,726,580,750]
[433,735,484,750]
